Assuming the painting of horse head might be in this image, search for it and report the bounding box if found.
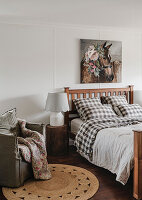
[80,39,122,83]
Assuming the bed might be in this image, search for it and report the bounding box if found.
[64,85,142,200]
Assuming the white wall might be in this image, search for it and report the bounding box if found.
[0,24,54,123]
[0,23,142,123]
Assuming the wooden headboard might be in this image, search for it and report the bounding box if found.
[64,85,134,128]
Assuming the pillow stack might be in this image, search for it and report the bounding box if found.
[102,95,142,118]
[73,94,142,120]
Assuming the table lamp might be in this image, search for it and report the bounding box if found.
[45,92,69,126]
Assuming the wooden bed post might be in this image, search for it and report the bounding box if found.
[64,87,70,128]
[129,85,134,104]
[133,130,142,200]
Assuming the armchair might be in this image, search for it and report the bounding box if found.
[0,122,45,188]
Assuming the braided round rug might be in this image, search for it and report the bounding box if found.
[2,164,99,200]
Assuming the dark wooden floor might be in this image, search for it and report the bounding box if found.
[0,146,135,200]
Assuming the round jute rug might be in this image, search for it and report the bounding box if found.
[2,164,99,200]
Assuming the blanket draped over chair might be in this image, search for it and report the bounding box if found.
[17,120,51,180]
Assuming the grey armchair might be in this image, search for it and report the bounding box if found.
[0,122,45,188]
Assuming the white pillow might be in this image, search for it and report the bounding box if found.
[0,108,18,130]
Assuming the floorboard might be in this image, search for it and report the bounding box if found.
[0,146,135,200]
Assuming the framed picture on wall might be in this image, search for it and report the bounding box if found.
[80,39,122,83]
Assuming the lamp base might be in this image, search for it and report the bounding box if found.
[50,112,64,126]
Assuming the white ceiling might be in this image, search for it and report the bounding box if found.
[0,0,142,29]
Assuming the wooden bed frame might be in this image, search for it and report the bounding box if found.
[64,85,142,200]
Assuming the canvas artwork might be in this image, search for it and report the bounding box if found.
[80,39,122,83]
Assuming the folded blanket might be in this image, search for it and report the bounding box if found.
[17,120,51,180]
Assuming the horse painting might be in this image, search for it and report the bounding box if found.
[81,39,122,83]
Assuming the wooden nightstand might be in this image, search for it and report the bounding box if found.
[46,125,68,156]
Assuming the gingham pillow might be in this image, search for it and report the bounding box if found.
[113,106,123,116]
[117,104,142,117]
[101,95,128,106]
[73,97,102,118]
[102,104,123,116]
[80,105,117,121]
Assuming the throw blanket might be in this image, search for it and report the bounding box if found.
[17,120,51,180]
[75,117,142,160]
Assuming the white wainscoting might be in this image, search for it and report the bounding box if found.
[0,22,142,123]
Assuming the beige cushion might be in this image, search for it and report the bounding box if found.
[0,108,18,131]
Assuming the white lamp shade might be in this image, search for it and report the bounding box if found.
[45,92,69,112]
